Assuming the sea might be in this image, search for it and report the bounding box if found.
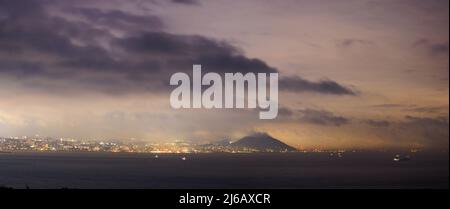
[0,151,448,189]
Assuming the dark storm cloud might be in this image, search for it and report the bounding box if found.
[114,32,278,75]
[413,38,449,56]
[297,109,350,126]
[0,0,355,96]
[279,76,356,95]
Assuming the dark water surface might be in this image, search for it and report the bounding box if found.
[0,152,448,189]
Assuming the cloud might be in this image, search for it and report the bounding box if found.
[171,0,199,5]
[264,106,351,126]
[279,76,356,95]
[0,0,355,97]
[297,109,350,126]
[404,115,448,127]
[68,7,165,32]
[400,116,449,145]
[406,106,448,114]
[370,104,448,115]
[430,44,449,56]
[364,119,390,127]
[115,32,277,74]
[359,115,449,148]
[0,0,273,94]
[278,107,294,117]
[338,39,374,48]
[370,103,412,109]
[364,116,448,130]
[413,38,449,56]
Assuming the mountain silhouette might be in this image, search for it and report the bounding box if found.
[230,133,297,152]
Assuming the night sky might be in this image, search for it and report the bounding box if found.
[0,0,448,150]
